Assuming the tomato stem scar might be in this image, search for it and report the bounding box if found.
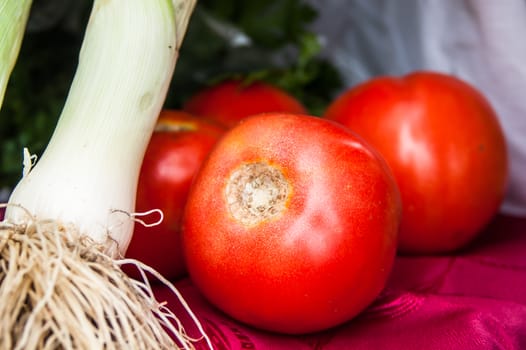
[225,161,290,226]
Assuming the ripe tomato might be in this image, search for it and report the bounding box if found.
[182,79,308,128]
[125,110,225,280]
[182,113,401,334]
[324,71,509,254]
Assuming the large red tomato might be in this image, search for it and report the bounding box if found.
[125,110,225,280]
[324,71,508,254]
[182,113,401,334]
[182,79,308,128]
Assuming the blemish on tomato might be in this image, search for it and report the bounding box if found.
[225,162,291,226]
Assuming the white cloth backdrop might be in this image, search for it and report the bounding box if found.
[307,0,526,216]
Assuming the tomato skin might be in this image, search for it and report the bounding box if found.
[182,79,308,128]
[125,110,225,280]
[324,71,509,254]
[182,113,401,334]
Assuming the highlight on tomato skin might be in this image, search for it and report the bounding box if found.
[182,79,308,128]
[124,109,226,281]
[181,112,402,335]
[324,70,509,254]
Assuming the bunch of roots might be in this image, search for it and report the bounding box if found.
[0,213,209,349]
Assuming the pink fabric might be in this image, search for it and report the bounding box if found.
[2,207,524,349]
[154,215,526,349]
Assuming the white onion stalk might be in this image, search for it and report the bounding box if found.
[6,0,190,258]
[0,0,32,107]
[0,0,212,349]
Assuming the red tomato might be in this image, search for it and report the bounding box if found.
[125,110,225,280]
[182,79,308,128]
[324,71,509,254]
[182,113,401,334]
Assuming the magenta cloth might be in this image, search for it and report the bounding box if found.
[154,215,526,349]
[2,207,525,349]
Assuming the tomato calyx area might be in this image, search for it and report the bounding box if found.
[154,121,197,132]
[225,161,290,226]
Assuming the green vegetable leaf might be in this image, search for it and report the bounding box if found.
[0,0,343,190]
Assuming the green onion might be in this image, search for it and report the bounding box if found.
[1,0,211,348]
[6,0,191,257]
[0,0,32,108]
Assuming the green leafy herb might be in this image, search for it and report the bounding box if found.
[0,0,342,190]
[0,27,81,189]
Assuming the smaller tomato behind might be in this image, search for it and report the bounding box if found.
[324,71,508,254]
[183,79,308,128]
[125,110,225,281]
